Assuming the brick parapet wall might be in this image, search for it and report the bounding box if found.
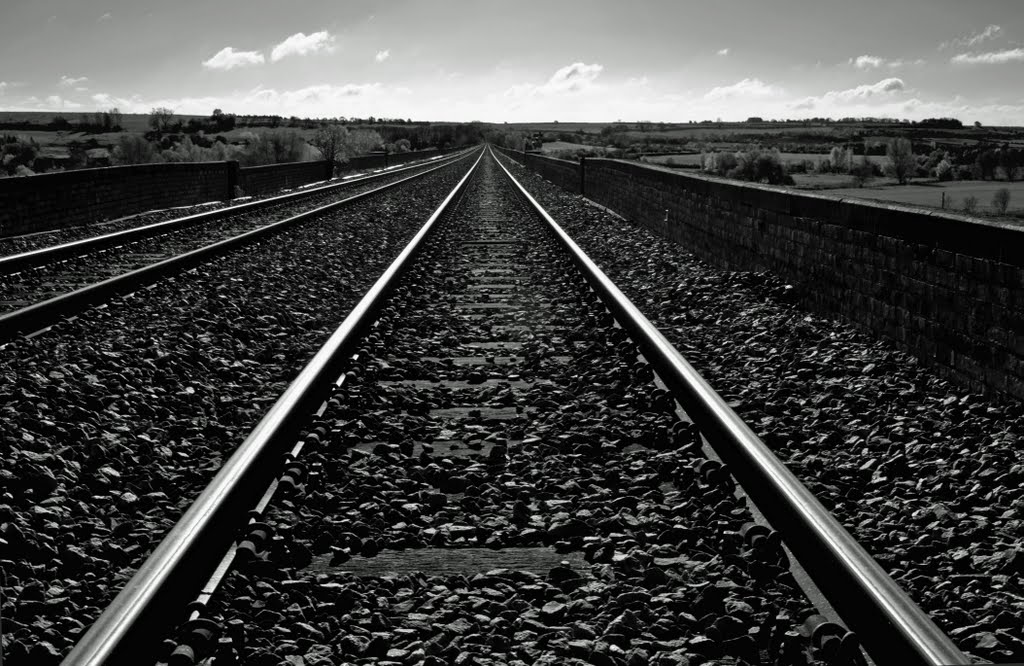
[238,160,331,196]
[0,161,231,237]
[0,148,461,238]
[497,147,1024,400]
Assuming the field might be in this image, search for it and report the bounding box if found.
[825,180,1024,214]
[539,141,604,153]
[642,152,888,167]
[0,111,198,133]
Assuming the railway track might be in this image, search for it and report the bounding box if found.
[0,149,476,341]
[60,149,969,666]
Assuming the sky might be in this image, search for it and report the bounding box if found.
[1,0,1024,124]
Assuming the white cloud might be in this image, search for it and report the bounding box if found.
[270,31,336,62]
[942,24,1001,49]
[84,82,411,119]
[888,58,927,68]
[951,48,1024,65]
[790,77,906,112]
[59,75,88,88]
[91,92,144,108]
[44,95,82,109]
[546,62,603,92]
[202,47,265,70]
[829,77,905,100]
[98,12,111,21]
[375,49,390,63]
[0,81,8,94]
[717,48,729,56]
[703,78,783,101]
[504,62,604,98]
[851,55,884,69]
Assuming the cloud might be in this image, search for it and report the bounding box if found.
[888,58,927,68]
[98,12,111,21]
[91,92,144,109]
[44,95,82,109]
[375,49,390,63]
[0,81,8,94]
[851,55,884,69]
[547,62,603,91]
[790,77,906,111]
[828,77,905,100]
[942,24,1001,49]
[270,31,336,62]
[59,75,88,88]
[248,83,386,105]
[504,62,604,98]
[202,47,265,70]
[951,48,1024,65]
[703,78,783,100]
[717,48,729,56]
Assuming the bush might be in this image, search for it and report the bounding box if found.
[962,195,978,214]
[992,188,1011,214]
[240,129,308,166]
[703,147,791,185]
[955,165,973,181]
[112,134,160,165]
[935,160,954,181]
[850,157,875,187]
[828,146,853,173]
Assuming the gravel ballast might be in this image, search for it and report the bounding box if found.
[497,153,1023,663]
[184,156,833,666]
[0,158,471,663]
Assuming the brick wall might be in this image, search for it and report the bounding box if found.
[499,149,1024,400]
[238,160,332,196]
[495,148,580,193]
[0,161,231,237]
[0,148,463,238]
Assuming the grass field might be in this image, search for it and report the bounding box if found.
[540,141,606,153]
[0,111,200,133]
[826,180,1024,214]
[790,173,869,188]
[643,152,888,167]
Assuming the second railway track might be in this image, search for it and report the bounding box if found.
[61,150,968,666]
[0,149,476,340]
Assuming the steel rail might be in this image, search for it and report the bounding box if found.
[60,149,484,666]
[0,149,469,277]
[0,148,481,343]
[491,147,969,666]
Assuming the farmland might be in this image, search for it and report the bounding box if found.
[826,180,1024,214]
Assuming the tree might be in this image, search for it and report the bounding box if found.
[309,124,350,164]
[976,149,998,180]
[107,107,122,131]
[992,188,1010,214]
[885,137,915,185]
[851,155,875,187]
[148,107,175,132]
